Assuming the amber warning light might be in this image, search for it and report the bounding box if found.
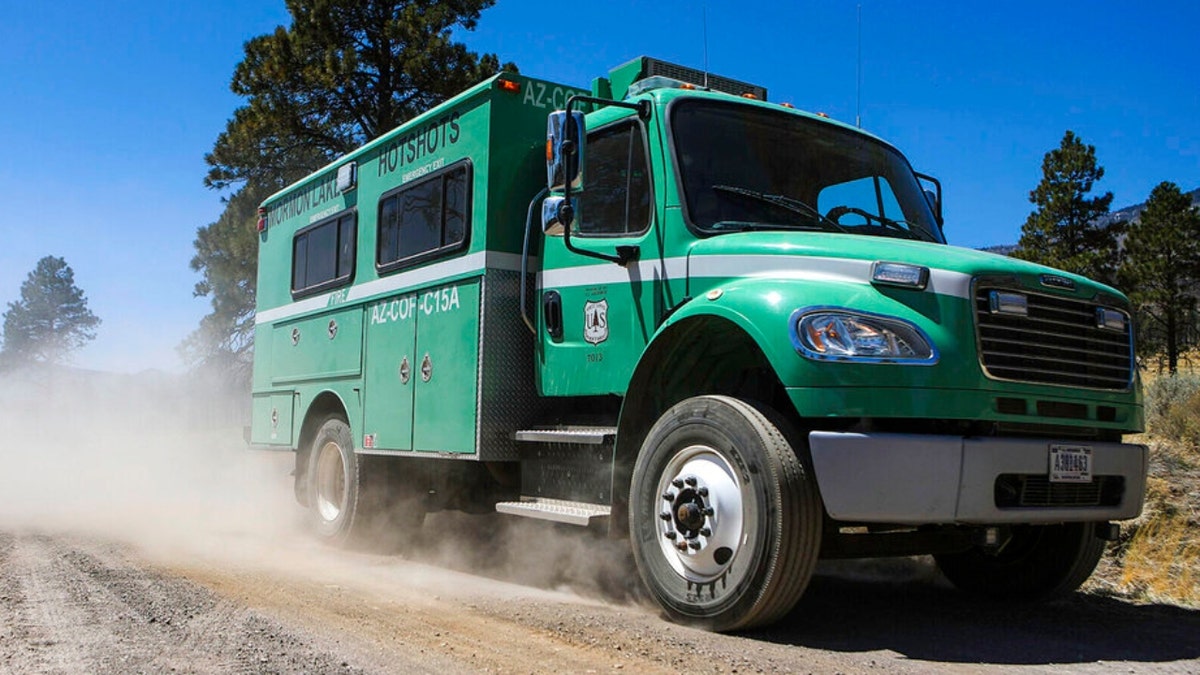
[497,79,521,93]
[257,207,268,232]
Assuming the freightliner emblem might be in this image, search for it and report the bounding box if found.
[1040,274,1076,291]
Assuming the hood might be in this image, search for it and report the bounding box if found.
[685,232,1125,304]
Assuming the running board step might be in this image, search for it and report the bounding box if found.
[513,426,617,445]
[495,498,611,526]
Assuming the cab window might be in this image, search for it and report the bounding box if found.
[577,122,651,237]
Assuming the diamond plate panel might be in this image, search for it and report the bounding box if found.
[476,270,549,460]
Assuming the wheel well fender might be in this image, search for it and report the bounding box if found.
[611,311,793,532]
[294,391,350,500]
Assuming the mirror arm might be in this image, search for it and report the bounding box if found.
[559,95,651,267]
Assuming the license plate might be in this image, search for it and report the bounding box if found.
[1049,444,1093,483]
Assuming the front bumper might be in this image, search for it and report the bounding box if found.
[808,431,1147,525]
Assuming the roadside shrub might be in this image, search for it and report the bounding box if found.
[1145,373,1200,449]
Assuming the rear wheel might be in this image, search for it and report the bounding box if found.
[305,415,425,547]
[934,522,1106,600]
[306,416,363,544]
[628,396,822,631]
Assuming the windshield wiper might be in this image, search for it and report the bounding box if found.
[708,220,822,232]
[711,185,849,234]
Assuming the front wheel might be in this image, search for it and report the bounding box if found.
[934,523,1106,600]
[629,396,822,631]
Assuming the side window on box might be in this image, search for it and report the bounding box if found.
[292,211,356,297]
[377,162,471,272]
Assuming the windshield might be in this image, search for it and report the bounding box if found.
[671,100,945,244]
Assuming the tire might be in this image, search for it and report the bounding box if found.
[305,415,425,547]
[628,396,822,631]
[306,416,365,545]
[934,522,1106,600]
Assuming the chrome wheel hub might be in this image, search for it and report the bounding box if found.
[314,441,346,523]
[654,445,744,582]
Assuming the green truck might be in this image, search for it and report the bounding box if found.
[250,57,1146,630]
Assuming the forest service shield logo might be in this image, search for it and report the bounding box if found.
[584,299,609,345]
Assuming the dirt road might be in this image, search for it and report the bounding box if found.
[3,520,1199,675]
[0,381,1197,675]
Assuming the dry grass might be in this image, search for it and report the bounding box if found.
[1110,459,1200,605]
[1120,516,1200,604]
[1091,366,1200,607]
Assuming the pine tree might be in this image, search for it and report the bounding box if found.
[1,256,101,367]
[1119,181,1200,374]
[1013,130,1119,283]
[181,184,270,377]
[189,0,515,376]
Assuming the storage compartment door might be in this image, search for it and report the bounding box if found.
[362,293,419,451]
[412,278,480,454]
[251,391,295,446]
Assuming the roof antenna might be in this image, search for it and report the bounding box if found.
[856,2,863,128]
[702,6,710,89]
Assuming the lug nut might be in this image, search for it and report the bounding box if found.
[672,478,685,489]
[664,530,677,540]
[697,486,709,497]
[685,476,698,487]
[659,511,672,521]
[676,541,689,551]
[662,492,675,501]
[703,507,714,516]
[699,527,712,537]
[688,539,702,550]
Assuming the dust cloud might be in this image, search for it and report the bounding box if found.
[0,364,646,609]
[0,366,300,554]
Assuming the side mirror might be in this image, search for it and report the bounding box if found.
[546,111,586,192]
[541,195,576,236]
[915,172,943,227]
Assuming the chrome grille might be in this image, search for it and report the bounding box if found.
[975,286,1133,390]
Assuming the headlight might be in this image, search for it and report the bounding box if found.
[791,308,938,364]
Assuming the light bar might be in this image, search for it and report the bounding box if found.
[641,57,768,100]
[871,262,929,289]
[989,291,1028,316]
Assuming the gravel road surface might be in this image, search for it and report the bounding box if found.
[1,389,1196,675]
[2,519,1198,675]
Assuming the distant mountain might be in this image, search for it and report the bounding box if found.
[1094,187,1200,229]
[979,187,1200,252]
[979,244,1017,256]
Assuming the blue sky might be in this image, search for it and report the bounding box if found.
[0,1,1196,373]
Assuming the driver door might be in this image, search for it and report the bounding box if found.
[536,116,659,396]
